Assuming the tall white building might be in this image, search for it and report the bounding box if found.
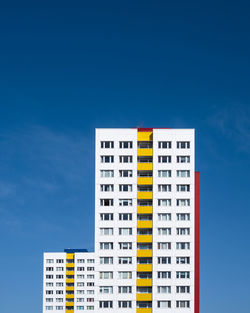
[43,128,200,313]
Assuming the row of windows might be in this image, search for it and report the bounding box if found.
[45,297,94,302]
[45,275,95,281]
[100,184,190,192]
[99,242,190,250]
[100,227,190,236]
[100,141,191,149]
[46,259,94,264]
[45,306,94,311]
[100,213,191,221]
[97,300,190,309]
[45,267,94,272]
[99,271,190,279]
[100,169,190,177]
[99,256,190,265]
[100,198,191,206]
[100,155,190,163]
[97,285,190,294]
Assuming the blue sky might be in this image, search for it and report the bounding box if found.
[0,1,250,312]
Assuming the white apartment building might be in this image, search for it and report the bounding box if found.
[43,127,200,313]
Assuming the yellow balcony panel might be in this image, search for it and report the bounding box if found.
[66,294,74,299]
[137,177,153,185]
[136,293,153,301]
[137,192,153,199]
[66,278,74,283]
[66,253,74,260]
[137,264,153,272]
[136,279,152,287]
[66,302,74,306]
[66,310,74,313]
[137,206,153,214]
[137,132,153,141]
[66,270,74,275]
[137,249,153,258]
[137,163,153,171]
[66,286,74,291]
[137,149,153,156]
[137,235,153,243]
[136,309,152,313]
[137,221,152,229]
[66,263,75,268]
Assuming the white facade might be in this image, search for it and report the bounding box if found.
[43,128,198,313]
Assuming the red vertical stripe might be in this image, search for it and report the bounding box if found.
[195,172,200,313]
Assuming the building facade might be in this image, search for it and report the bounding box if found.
[43,128,200,313]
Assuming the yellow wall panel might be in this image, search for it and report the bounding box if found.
[137,132,153,141]
[136,279,153,286]
[137,149,153,156]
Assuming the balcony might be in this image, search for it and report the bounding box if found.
[137,132,153,141]
[137,149,153,157]
[137,192,153,199]
[137,250,152,258]
[66,294,74,299]
[137,221,152,229]
[137,163,153,171]
[137,235,152,243]
[136,279,152,287]
[66,263,74,268]
[66,278,74,283]
[66,286,74,291]
[66,253,74,260]
[137,177,153,185]
[136,308,152,313]
[136,293,153,301]
[137,206,153,214]
[137,264,153,272]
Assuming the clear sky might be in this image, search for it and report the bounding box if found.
[0,1,250,312]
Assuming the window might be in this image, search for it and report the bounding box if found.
[157,301,171,308]
[46,298,53,302]
[137,243,152,250]
[56,259,64,264]
[158,271,171,279]
[137,287,152,293]
[100,272,113,279]
[119,184,132,192]
[119,199,132,206]
[100,257,113,264]
[176,286,190,293]
[76,307,84,311]
[137,228,152,235]
[56,267,64,271]
[137,272,152,279]
[87,274,94,279]
[158,170,171,177]
[177,199,190,206]
[100,199,113,206]
[87,290,94,294]
[176,213,190,221]
[87,259,94,263]
[101,155,114,163]
[99,286,113,294]
[56,298,63,302]
[176,242,190,250]
[46,259,54,263]
[100,213,113,221]
[56,275,63,279]
[77,275,84,279]
[46,290,53,294]
[76,298,84,302]
[118,257,132,264]
[177,170,190,177]
[87,267,94,271]
[45,306,53,310]
[56,290,63,295]
[177,228,190,235]
[158,199,171,206]
[119,242,132,250]
[138,170,152,177]
[87,282,94,286]
[177,156,190,163]
[177,184,190,192]
[46,267,53,271]
[100,228,113,236]
[77,290,84,294]
[119,228,132,235]
[119,170,133,177]
[118,286,132,293]
[158,184,171,192]
[77,267,85,271]
[177,141,190,149]
[176,271,190,279]
[158,257,171,264]
[137,258,152,264]
[158,213,171,221]
[158,242,171,250]
[119,156,133,163]
[100,170,114,177]
[157,286,171,294]
[77,259,85,263]
[118,271,132,279]
[158,141,171,149]
[77,282,84,287]
[101,141,114,149]
[176,301,190,308]
[46,283,53,287]
[119,141,133,149]
[46,275,53,279]
[118,301,132,308]
[158,156,171,163]
[119,213,132,221]
[99,301,113,308]
[137,301,152,308]
[100,242,113,250]
[176,257,190,264]
[137,214,152,221]
[158,228,171,235]
[101,184,114,192]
